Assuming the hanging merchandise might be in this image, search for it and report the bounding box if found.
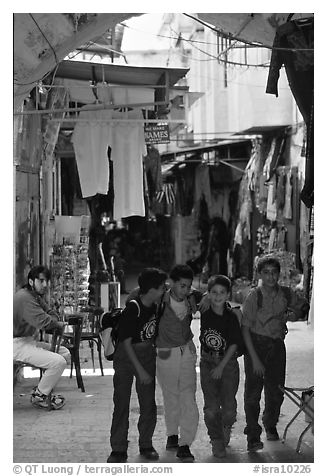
[237,174,252,240]
[144,145,163,200]
[110,109,147,220]
[246,139,261,192]
[153,182,176,217]
[234,221,243,247]
[193,163,212,217]
[268,227,277,252]
[257,175,268,214]
[266,176,277,221]
[72,107,113,198]
[283,169,293,219]
[275,167,286,211]
[263,138,276,181]
[204,217,229,277]
[276,225,287,250]
[256,224,271,255]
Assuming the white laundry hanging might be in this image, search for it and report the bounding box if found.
[72,107,113,198]
[109,109,147,220]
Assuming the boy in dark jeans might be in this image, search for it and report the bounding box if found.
[241,256,309,452]
[199,275,243,458]
[107,268,167,463]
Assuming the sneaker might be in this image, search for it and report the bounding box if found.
[107,451,128,463]
[211,439,227,458]
[166,435,179,450]
[176,445,194,462]
[265,427,279,441]
[247,438,264,452]
[139,447,159,460]
[30,387,65,410]
[223,425,232,446]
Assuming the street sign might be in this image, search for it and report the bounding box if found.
[144,123,170,144]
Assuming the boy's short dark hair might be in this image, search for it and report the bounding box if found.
[169,264,194,282]
[27,265,51,283]
[138,268,167,294]
[257,256,281,273]
[207,274,232,293]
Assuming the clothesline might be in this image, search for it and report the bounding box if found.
[48,118,186,124]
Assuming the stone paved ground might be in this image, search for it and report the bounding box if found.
[13,321,314,467]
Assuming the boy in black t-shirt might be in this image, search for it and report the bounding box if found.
[199,275,243,458]
[107,268,167,464]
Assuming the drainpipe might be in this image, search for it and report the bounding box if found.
[39,161,44,265]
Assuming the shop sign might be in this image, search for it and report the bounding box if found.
[144,123,170,144]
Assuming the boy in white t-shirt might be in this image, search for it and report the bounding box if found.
[156,264,200,462]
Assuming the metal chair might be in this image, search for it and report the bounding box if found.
[80,310,104,376]
[61,315,85,392]
[279,385,314,453]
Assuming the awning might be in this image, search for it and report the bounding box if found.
[161,136,254,158]
[56,60,189,87]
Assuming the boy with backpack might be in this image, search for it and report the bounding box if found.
[241,255,309,452]
[199,275,244,458]
[126,264,202,462]
[107,267,167,463]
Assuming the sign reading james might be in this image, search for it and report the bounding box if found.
[144,123,170,144]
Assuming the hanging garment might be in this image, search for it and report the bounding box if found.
[205,217,229,276]
[194,164,212,215]
[182,163,197,215]
[276,226,287,250]
[266,176,277,222]
[154,183,176,216]
[268,228,277,252]
[258,175,268,214]
[144,146,163,199]
[263,138,276,181]
[283,170,293,220]
[64,79,97,104]
[299,191,310,265]
[208,190,224,220]
[266,18,313,115]
[72,107,113,198]
[110,109,146,220]
[266,18,314,207]
[276,168,286,211]
[238,174,252,241]
[234,222,243,246]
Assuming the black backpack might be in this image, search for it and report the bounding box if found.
[99,300,140,360]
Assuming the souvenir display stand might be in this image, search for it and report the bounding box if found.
[50,216,90,316]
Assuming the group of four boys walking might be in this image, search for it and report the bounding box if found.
[107,256,305,462]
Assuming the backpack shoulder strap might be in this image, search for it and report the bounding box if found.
[129,299,140,317]
[280,285,292,305]
[256,287,263,309]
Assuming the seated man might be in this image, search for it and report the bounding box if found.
[13,265,70,410]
